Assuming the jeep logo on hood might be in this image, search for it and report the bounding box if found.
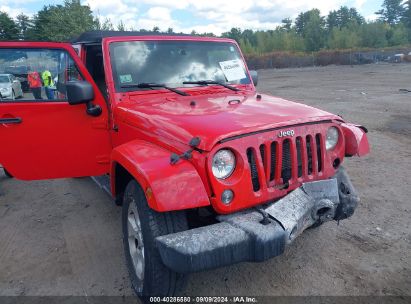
[278,130,295,138]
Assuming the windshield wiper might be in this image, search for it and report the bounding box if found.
[120,83,190,96]
[183,80,240,92]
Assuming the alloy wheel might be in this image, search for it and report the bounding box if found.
[127,199,145,291]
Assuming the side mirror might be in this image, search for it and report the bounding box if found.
[66,81,94,105]
[66,81,101,117]
[249,70,258,87]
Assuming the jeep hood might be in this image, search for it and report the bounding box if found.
[119,92,340,151]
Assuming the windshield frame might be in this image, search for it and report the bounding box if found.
[105,36,253,94]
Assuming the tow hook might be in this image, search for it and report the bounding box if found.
[312,199,336,223]
[254,207,272,225]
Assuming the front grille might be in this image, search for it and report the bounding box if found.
[247,133,324,191]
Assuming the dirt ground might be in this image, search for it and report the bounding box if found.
[0,63,410,297]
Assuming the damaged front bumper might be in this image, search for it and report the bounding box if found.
[155,167,359,273]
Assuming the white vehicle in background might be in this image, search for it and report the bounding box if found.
[0,74,24,100]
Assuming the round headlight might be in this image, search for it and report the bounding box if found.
[326,127,339,150]
[212,149,236,179]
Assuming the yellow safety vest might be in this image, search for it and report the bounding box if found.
[42,70,54,87]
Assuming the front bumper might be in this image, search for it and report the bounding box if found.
[156,167,359,273]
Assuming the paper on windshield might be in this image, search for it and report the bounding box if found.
[219,59,246,82]
[119,74,133,83]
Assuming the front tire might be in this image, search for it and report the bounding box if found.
[122,180,188,298]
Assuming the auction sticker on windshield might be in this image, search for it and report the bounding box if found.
[119,74,133,83]
[219,59,246,82]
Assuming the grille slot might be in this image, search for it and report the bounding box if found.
[315,134,323,172]
[259,144,266,172]
[247,148,260,192]
[306,135,313,175]
[270,142,277,181]
[281,139,292,184]
[296,137,303,177]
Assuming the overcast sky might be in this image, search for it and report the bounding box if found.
[1,0,381,35]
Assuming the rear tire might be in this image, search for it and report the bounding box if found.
[122,180,188,299]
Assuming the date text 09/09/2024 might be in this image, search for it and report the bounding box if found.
[149,297,257,303]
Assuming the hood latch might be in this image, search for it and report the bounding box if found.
[170,137,201,165]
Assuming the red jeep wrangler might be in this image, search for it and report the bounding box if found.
[0,31,369,298]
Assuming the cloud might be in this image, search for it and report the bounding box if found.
[86,0,137,15]
[0,5,32,18]
[137,7,178,30]
[354,0,368,8]
[1,0,38,5]
[85,0,139,29]
[139,0,189,10]
[189,0,349,18]
[146,7,171,20]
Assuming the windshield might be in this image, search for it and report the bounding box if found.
[0,76,9,83]
[109,40,251,92]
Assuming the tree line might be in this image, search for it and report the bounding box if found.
[0,0,410,55]
[226,1,411,54]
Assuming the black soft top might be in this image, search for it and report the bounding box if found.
[71,31,190,44]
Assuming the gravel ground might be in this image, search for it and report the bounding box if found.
[0,63,410,297]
